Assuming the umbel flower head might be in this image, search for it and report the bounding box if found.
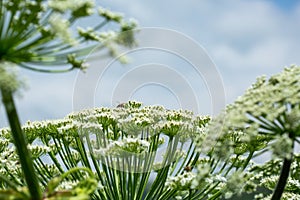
[0,101,213,199]
[191,65,300,199]
[205,65,300,160]
[0,0,136,75]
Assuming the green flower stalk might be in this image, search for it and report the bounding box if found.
[1,62,41,199]
[0,1,136,199]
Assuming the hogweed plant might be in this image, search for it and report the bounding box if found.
[1,1,300,200]
[2,66,300,199]
[0,101,213,199]
[198,65,300,200]
[1,66,300,200]
[0,100,260,200]
[0,0,135,199]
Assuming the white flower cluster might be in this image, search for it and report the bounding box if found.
[27,144,51,159]
[249,154,300,199]
[223,171,250,199]
[0,101,212,198]
[201,65,300,167]
[48,0,95,14]
[191,66,300,199]
[255,192,300,200]
[166,172,196,190]
[57,180,79,190]
[94,137,150,158]
[77,27,106,42]
[0,0,136,75]
[0,147,21,180]
[98,7,123,23]
[49,14,77,45]
[22,119,74,143]
[270,134,293,159]
[0,62,26,93]
[70,101,209,140]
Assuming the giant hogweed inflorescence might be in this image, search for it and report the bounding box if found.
[0,0,136,73]
[3,99,285,199]
[1,101,213,200]
[198,65,300,199]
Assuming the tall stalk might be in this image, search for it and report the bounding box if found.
[270,157,292,200]
[1,87,42,200]
[271,135,294,200]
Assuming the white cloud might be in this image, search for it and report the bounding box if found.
[213,1,281,36]
[213,37,291,70]
[101,0,300,70]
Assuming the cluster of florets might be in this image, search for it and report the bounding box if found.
[204,65,300,160]
[0,101,211,199]
[193,65,300,199]
[0,0,137,77]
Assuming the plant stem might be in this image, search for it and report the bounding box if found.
[270,157,292,200]
[1,88,42,200]
[271,135,294,200]
[243,150,254,170]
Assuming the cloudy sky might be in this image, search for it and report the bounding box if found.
[1,0,300,127]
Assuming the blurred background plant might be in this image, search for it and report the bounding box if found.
[0,0,136,199]
[198,65,300,200]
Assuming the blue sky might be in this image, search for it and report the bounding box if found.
[1,0,300,127]
[271,0,298,10]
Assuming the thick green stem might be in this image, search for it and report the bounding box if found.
[271,134,294,200]
[270,157,292,200]
[1,88,42,200]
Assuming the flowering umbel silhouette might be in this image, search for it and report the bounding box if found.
[0,0,136,73]
[200,65,300,200]
[0,101,211,200]
[0,1,136,199]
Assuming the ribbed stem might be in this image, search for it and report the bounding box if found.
[1,87,42,200]
[270,157,292,200]
[271,135,294,200]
